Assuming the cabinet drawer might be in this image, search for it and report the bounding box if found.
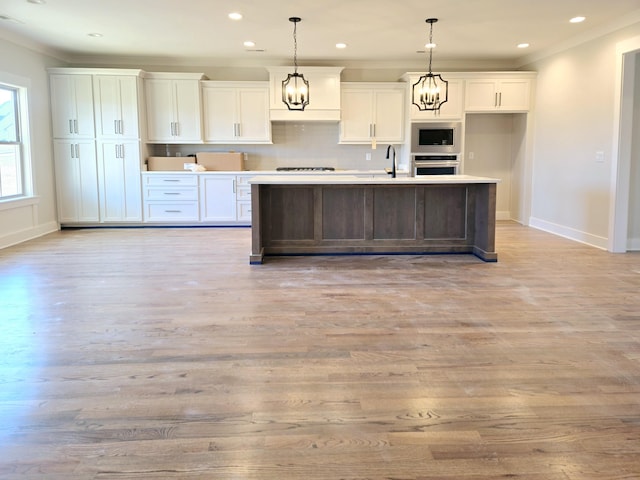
[144,174,198,186]
[237,200,252,222]
[144,187,198,201]
[144,202,199,221]
[236,185,251,201]
[236,175,253,186]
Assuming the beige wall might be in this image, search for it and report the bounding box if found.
[0,37,64,248]
[524,21,640,248]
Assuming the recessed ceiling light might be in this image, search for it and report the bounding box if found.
[570,16,586,23]
[87,32,103,38]
[243,41,255,48]
[27,0,46,4]
[228,12,242,20]
[336,43,347,49]
[517,43,530,49]
[425,42,436,49]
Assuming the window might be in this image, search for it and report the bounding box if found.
[0,83,27,200]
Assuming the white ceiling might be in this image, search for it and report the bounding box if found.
[2,0,640,69]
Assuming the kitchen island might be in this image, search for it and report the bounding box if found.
[249,175,500,264]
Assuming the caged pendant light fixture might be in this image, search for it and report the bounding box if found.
[412,18,448,112]
[282,16,309,111]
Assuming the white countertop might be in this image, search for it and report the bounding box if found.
[248,174,501,185]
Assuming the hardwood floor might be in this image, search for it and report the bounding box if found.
[0,222,639,479]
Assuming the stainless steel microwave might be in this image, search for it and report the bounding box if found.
[410,121,461,154]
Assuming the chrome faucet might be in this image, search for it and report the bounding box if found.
[386,144,397,178]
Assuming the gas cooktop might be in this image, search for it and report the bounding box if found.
[276,167,335,172]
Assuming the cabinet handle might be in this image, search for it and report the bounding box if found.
[498,92,502,107]
[163,192,181,195]
[70,144,75,158]
[119,120,123,134]
[163,179,180,182]
[233,179,236,194]
[75,144,80,158]
[372,123,376,137]
[174,122,180,137]
[165,210,182,213]
[74,119,78,134]
[69,119,74,134]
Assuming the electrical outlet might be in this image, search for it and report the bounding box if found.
[468,152,475,160]
[595,151,605,163]
[365,153,371,161]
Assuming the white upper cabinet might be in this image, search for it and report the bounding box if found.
[144,73,205,143]
[340,83,405,144]
[93,75,142,139]
[50,74,95,139]
[465,76,532,112]
[266,67,343,121]
[202,81,272,144]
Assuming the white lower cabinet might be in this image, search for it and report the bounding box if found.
[199,175,237,222]
[97,141,142,222]
[54,140,99,223]
[142,173,200,222]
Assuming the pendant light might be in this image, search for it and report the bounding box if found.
[282,16,309,111]
[412,18,448,112]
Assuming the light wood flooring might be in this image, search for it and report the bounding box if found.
[0,222,639,479]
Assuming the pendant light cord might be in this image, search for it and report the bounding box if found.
[293,20,298,73]
[428,21,434,74]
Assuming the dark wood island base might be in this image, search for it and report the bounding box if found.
[249,175,499,264]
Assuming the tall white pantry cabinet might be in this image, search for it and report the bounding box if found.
[49,68,145,225]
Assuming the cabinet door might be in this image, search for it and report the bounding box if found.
[372,89,404,142]
[340,89,374,142]
[410,78,463,120]
[200,175,236,222]
[145,78,175,142]
[203,86,237,142]
[497,79,530,111]
[50,75,95,139]
[173,79,202,143]
[465,79,498,111]
[237,88,271,142]
[94,76,140,139]
[53,140,99,223]
[97,141,142,222]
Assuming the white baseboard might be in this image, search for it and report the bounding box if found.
[496,210,511,221]
[0,221,59,250]
[528,217,608,250]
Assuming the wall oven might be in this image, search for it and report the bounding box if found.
[413,154,460,176]
[410,121,461,154]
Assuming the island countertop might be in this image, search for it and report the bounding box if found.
[248,174,501,185]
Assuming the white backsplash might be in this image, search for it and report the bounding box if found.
[150,122,404,171]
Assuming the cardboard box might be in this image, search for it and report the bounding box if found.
[196,152,245,171]
[147,156,189,171]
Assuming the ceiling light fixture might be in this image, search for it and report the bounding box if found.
[336,43,347,49]
[87,32,103,37]
[517,43,530,49]
[282,16,309,111]
[570,16,585,23]
[412,18,448,112]
[228,12,242,20]
[244,41,256,48]
[27,0,46,4]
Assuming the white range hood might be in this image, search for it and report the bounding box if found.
[267,66,344,122]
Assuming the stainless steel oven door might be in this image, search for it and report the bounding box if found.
[413,155,460,175]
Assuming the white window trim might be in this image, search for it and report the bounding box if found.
[0,70,34,201]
